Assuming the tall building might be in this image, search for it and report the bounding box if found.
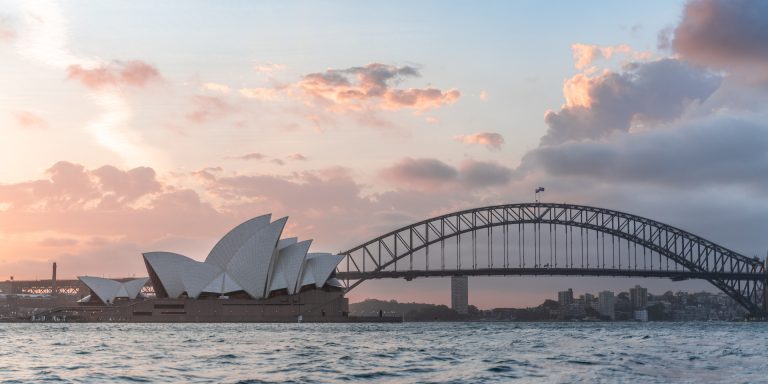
[630,285,648,309]
[598,290,615,320]
[558,288,573,308]
[451,276,469,314]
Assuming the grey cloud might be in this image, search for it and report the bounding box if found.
[381,158,515,190]
[671,0,768,72]
[459,160,514,187]
[527,115,768,190]
[542,59,721,145]
[381,158,458,187]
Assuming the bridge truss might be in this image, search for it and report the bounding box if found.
[336,203,768,318]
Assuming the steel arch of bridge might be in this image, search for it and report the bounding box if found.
[335,203,768,317]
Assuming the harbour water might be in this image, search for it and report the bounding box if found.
[1,322,768,383]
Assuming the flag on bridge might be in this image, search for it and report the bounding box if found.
[535,187,545,193]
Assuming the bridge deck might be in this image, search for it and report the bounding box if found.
[336,268,767,281]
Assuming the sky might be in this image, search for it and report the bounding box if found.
[1,0,768,308]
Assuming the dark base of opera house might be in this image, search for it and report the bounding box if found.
[39,288,401,323]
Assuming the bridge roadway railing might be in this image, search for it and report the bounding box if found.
[336,203,768,318]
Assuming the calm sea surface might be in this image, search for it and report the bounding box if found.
[1,322,768,383]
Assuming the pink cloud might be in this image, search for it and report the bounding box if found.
[288,153,308,161]
[0,160,506,284]
[233,153,265,160]
[454,132,505,150]
[66,61,161,89]
[11,110,48,129]
[185,95,238,124]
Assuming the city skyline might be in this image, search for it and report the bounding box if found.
[2,0,768,308]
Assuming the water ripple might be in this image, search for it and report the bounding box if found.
[1,322,768,382]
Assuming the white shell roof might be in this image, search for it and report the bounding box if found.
[268,239,312,293]
[78,276,148,305]
[143,215,344,300]
[205,214,271,269]
[202,272,243,295]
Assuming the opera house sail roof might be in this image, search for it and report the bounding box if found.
[142,215,344,300]
[78,276,149,304]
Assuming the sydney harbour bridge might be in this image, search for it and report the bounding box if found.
[334,203,767,318]
[4,203,767,318]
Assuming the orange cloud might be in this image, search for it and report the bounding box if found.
[572,43,632,70]
[295,63,460,112]
[454,132,505,150]
[239,87,281,101]
[11,110,48,129]
[202,82,230,93]
[571,43,653,71]
[66,61,161,89]
[254,62,287,73]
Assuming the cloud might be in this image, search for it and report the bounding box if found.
[38,237,79,247]
[572,43,633,70]
[228,152,265,161]
[0,161,233,277]
[479,90,489,101]
[202,82,230,93]
[541,59,721,145]
[11,110,48,129]
[525,114,768,191]
[288,153,308,161]
[13,2,154,165]
[66,61,161,90]
[239,87,281,101]
[254,62,287,73]
[454,132,505,150]
[185,95,238,124]
[671,0,768,75]
[381,157,515,190]
[381,158,459,189]
[296,63,460,112]
[0,161,163,212]
[0,14,15,42]
[458,160,513,186]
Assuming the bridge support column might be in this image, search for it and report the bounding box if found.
[764,258,768,320]
[451,276,469,314]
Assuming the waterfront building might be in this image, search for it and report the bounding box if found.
[634,309,648,322]
[64,214,352,322]
[558,288,573,308]
[630,285,648,309]
[450,276,469,314]
[598,291,615,320]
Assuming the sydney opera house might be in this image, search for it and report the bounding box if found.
[69,214,350,322]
